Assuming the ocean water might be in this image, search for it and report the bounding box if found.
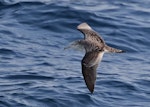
[0,0,150,107]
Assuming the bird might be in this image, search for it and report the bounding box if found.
[65,22,124,93]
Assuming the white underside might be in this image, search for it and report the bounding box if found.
[88,52,104,67]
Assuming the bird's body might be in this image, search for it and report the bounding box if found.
[65,22,124,93]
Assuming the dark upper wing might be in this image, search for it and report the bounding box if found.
[82,63,98,93]
[81,51,104,93]
[77,23,105,45]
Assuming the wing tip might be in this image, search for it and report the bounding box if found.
[88,85,95,94]
[77,22,92,30]
[84,77,95,93]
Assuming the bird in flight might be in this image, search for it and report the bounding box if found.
[65,22,124,93]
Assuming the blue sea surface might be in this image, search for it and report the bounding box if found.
[0,0,150,107]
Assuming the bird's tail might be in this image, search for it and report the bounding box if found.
[104,45,125,53]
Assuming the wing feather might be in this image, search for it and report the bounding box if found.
[81,51,104,93]
[77,23,105,45]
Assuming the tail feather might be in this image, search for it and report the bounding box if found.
[104,45,125,53]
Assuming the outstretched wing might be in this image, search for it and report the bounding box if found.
[82,63,98,93]
[77,22,105,45]
[81,51,104,93]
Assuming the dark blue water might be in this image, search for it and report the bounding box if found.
[0,0,150,107]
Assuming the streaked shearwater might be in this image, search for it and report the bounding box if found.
[65,22,124,93]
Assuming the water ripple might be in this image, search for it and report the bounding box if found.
[3,74,54,80]
[0,0,150,107]
[0,48,15,55]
